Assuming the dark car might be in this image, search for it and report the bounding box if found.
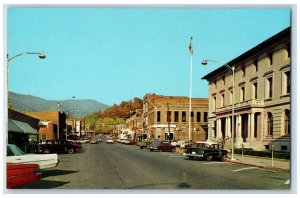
[148,140,176,152]
[36,139,79,154]
[183,141,227,161]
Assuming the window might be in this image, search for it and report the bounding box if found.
[174,111,179,122]
[242,66,245,77]
[268,52,273,66]
[42,134,47,140]
[167,111,171,122]
[281,146,288,151]
[220,92,225,107]
[254,59,258,72]
[240,86,245,102]
[196,112,201,122]
[252,82,258,99]
[266,76,273,99]
[267,112,273,136]
[157,111,161,122]
[182,111,186,122]
[284,109,290,135]
[191,111,194,122]
[212,95,216,111]
[204,112,208,122]
[282,70,290,95]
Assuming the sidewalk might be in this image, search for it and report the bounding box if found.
[227,153,291,172]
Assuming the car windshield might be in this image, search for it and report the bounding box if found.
[7,144,25,156]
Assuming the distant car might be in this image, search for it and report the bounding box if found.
[97,138,102,142]
[90,139,99,144]
[106,139,114,144]
[6,163,41,189]
[137,140,153,149]
[36,139,79,154]
[183,141,228,161]
[148,140,176,152]
[7,144,59,169]
[77,139,90,144]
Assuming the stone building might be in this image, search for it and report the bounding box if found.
[202,27,291,152]
[143,94,208,142]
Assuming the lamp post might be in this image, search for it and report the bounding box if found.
[6,51,46,144]
[202,58,236,160]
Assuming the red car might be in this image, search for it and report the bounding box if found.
[7,163,41,189]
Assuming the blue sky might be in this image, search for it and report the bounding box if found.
[7,7,290,106]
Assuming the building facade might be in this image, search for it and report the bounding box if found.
[26,111,66,140]
[125,109,143,142]
[202,27,291,152]
[143,94,208,142]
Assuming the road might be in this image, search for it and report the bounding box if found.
[18,140,290,190]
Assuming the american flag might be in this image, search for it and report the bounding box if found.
[189,37,193,55]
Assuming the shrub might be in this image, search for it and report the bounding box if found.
[234,148,290,160]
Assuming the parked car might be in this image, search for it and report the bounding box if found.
[183,141,228,161]
[67,140,82,150]
[36,139,79,154]
[106,139,114,144]
[6,144,59,169]
[6,163,41,189]
[136,139,153,149]
[176,140,189,149]
[148,140,176,152]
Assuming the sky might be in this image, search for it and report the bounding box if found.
[6,6,291,106]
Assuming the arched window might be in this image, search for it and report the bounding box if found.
[284,109,290,135]
[267,112,273,136]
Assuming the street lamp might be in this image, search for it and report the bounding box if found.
[7,52,46,63]
[202,58,236,160]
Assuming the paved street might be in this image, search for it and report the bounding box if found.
[17,140,290,190]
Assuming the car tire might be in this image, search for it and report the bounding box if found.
[188,156,194,160]
[140,146,144,149]
[220,155,226,162]
[150,149,153,152]
[67,148,74,154]
[44,148,50,154]
[206,155,213,161]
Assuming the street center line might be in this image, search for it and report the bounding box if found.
[233,167,257,172]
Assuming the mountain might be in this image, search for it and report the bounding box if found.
[8,92,109,117]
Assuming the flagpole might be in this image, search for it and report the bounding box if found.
[188,37,193,144]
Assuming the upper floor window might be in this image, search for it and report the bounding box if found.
[265,76,273,99]
[157,111,161,122]
[254,59,258,72]
[282,70,290,95]
[167,111,171,122]
[174,111,179,122]
[242,66,245,77]
[212,95,216,112]
[182,111,186,122]
[220,92,225,107]
[196,112,201,122]
[240,86,245,102]
[252,82,258,99]
[268,52,273,66]
[204,112,208,122]
[190,112,194,122]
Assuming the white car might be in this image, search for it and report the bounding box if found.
[106,139,114,144]
[6,144,59,170]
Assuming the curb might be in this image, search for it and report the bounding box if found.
[228,159,290,173]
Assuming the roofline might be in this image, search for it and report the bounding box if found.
[202,26,291,80]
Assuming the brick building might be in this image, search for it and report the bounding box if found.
[202,27,291,152]
[25,111,66,140]
[126,109,143,142]
[143,94,208,142]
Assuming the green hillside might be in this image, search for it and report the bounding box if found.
[8,92,109,117]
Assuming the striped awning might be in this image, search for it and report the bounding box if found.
[8,119,38,135]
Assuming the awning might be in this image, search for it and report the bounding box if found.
[8,119,38,135]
